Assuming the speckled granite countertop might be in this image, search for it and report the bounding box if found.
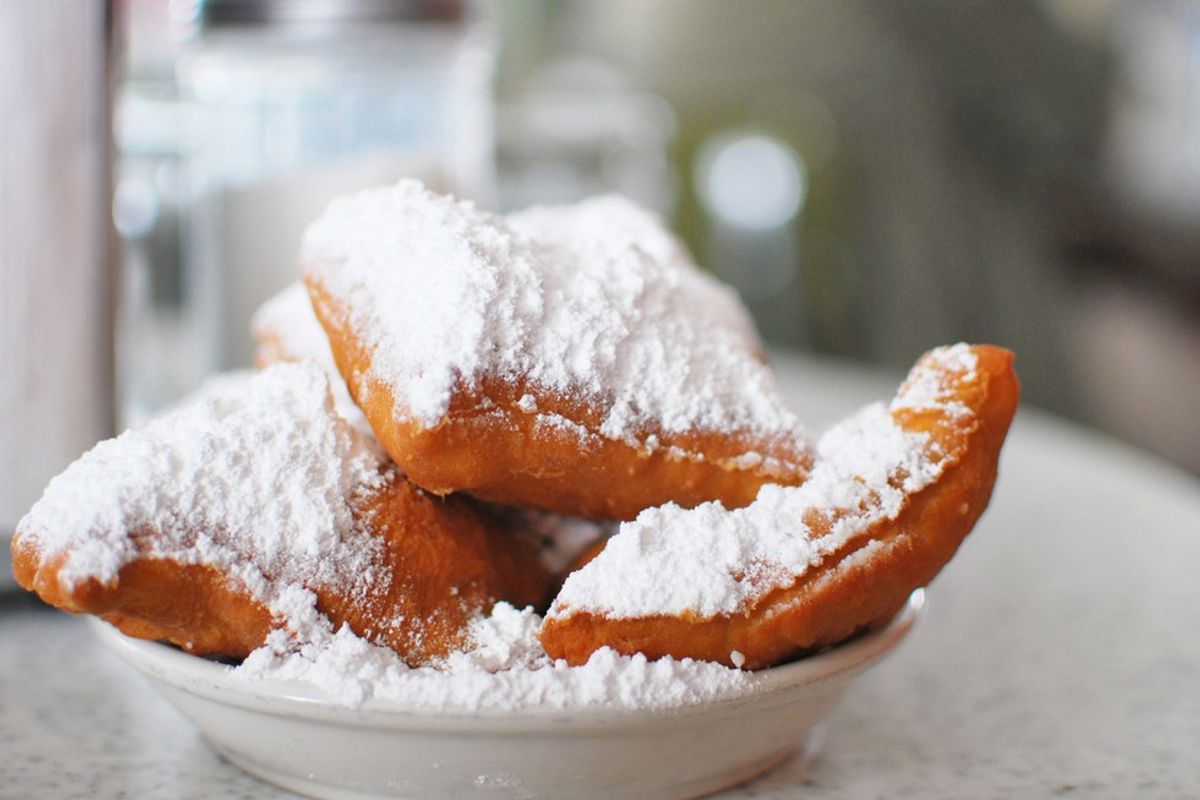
[2,355,1198,799]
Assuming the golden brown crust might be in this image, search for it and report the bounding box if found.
[12,544,276,656]
[538,345,1019,669]
[305,275,811,520]
[323,479,553,663]
[12,477,553,665]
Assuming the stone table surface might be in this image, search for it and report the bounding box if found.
[2,353,1198,799]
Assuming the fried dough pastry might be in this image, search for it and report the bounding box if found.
[540,344,1019,669]
[250,281,372,434]
[250,282,333,370]
[301,181,812,520]
[11,363,550,665]
[251,284,614,586]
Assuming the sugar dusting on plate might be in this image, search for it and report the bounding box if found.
[301,180,807,456]
[236,602,754,711]
[547,345,979,620]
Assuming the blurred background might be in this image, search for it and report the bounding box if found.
[3,0,1200,534]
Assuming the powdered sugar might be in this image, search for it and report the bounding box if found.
[505,195,762,355]
[891,341,977,417]
[301,181,805,455]
[15,362,388,622]
[251,282,372,434]
[548,346,978,620]
[236,602,754,711]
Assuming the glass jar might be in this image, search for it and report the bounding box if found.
[118,0,495,422]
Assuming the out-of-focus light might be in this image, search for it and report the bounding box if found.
[695,132,806,230]
[169,0,201,26]
[113,176,160,240]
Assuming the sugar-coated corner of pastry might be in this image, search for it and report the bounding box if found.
[299,180,813,520]
[539,343,1019,670]
[250,280,374,434]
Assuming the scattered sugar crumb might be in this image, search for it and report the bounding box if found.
[532,412,600,446]
[235,603,756,711]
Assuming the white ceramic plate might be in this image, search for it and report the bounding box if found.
[94,590,924,800]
